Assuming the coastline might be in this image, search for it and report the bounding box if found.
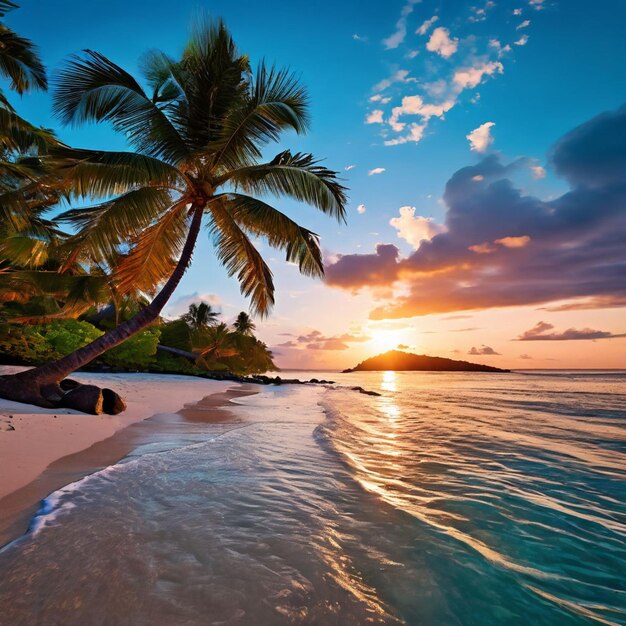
[0,366,252,546]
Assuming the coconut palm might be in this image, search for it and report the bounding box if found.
[182,302,220,332]
[233,311,255,335]
[0,20,347,408]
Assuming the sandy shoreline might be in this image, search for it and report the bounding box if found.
[0,367,249,545]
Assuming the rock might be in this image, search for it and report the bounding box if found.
[60,378,81,391]
[102,388,127,415]
[352,386,381,397]
[61,385,104,415]
[41,383,64,404]
[273,376,282,385]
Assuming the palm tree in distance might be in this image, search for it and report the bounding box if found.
[0,20,347,409]
[183,302,220,331]
[233,311,255,335]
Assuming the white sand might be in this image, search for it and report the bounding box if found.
[0,367,234,501]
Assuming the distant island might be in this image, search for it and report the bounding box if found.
[343,350,510,373]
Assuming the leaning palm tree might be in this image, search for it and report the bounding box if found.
[0,20,347,410]
[233,311,255,335]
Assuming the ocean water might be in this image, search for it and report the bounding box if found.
[1,371,625,625]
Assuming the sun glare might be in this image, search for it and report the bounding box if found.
[369,330,408,354]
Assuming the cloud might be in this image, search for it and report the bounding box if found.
[426,27,459,58]
[513,8,523,15]
[276,329,372,351]
[366,110,384,124]
[357,204,367,214]
[325,104,626,319]
[517,20,531,29]
[515,35,529,46]
[520,354,532,359]
[344,164,356,171]
[353,34,367,42]
[370,94,391,104]
[517,322,626,341]
[416,15,438,36]
[453,62,504,89]
[389,95,456,131]
[390,207,447,248]
[164,292,221,318]
[495,235,531,248]
[531,165,546,179]
[373,69,414,93]
[467,122,496,152]
[383,0,421,49]
[397,343,410,350]
[468,345,501,355]
[368,167,386,175]
[529,0,545,9]
[384,123,426,146]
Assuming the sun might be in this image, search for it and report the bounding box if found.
[369,330,407,354]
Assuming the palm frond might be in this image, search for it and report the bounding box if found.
[52,50,188,163]
[56,187,175,269]
[113,202,190,295]
[0,1,18,18]
[211,62,309,170]
[209,198,274,316]
[217,150,347,222]
[52,147,183,198]
[215,192,323,277]
[0,234,49,267]
[0,107,57,155]
[0,22,47,93]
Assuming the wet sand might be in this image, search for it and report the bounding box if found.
[0,369,257,546]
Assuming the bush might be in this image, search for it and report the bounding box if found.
[102,327,160,369]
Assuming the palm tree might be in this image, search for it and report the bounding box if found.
[182,302,220,332]
[233,311,255,335]
[0,20,347,408]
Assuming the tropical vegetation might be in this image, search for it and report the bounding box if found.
[0,8,347,411]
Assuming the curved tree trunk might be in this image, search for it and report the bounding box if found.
[0,206,205,409]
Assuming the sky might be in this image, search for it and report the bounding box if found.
[5,0,626,370]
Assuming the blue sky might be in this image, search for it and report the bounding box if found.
[5,0,626,368]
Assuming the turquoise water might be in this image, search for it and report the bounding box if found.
[0,371,625,625]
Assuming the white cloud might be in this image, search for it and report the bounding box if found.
[515,34,529,46]
[389,95,455,131]
[453,61,503,89]
[384,123,426,146]
[467,122,495,152]
[416,15,438,36]
[366,109,384,124]
[369,94,391,104]
[406,49,420,59]
[164,292,221,318]
[513,8,523,15]
[368,167,386,175]
[489,39,512,56]
[373,69,413,93]
[356,204,367,214]
[426,27,459,58]
[517,19,531,29]
[352,34,367,41]
[531,165,546,179]
[529,0,544,9]
[383,0,421,50]
[344,164,356,171]
[390,206,446,248]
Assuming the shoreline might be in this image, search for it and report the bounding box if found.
[0,367,253,546]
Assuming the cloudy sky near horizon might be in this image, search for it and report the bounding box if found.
[8,0,626,369]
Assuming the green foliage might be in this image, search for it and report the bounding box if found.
[102,327,160,368]
[0,319,102,364]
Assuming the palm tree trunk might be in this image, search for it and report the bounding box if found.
[0,206,205,407]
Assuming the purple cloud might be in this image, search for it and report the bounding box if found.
[468,345,501,355]
[325,104,626,318]
[517,321,626,341]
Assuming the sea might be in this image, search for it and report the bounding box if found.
[0,370,625,625]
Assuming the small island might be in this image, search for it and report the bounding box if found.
[342,350,510,373]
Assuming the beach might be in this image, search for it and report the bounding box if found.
[0,366,242,544]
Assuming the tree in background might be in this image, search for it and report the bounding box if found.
[233,311,255,336]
